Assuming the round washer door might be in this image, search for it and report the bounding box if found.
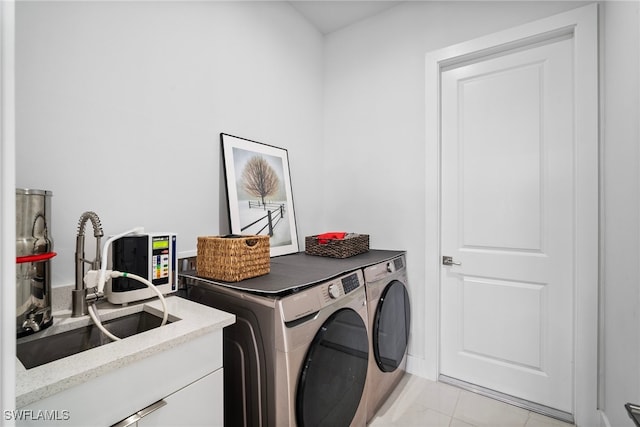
[373,280,411,372]
[296,308,369,427]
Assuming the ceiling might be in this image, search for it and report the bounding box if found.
[288,1,403,34]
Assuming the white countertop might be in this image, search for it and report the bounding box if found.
[16,296,235,408]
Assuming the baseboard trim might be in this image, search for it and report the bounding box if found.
[406,354,433,380]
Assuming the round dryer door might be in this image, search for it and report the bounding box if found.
[296,308,369,427]
[374,280,411,372]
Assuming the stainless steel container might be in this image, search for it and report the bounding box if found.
[16,188,55,337]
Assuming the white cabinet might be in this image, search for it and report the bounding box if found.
[17,329,225,427]
[135,369,223,427]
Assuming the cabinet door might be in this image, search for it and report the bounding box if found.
[138,369,223,427]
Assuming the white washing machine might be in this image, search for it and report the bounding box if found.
[185,268,370,427]
[363,254,411,422]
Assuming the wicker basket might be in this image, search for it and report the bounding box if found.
[197,235,270,282]
[305,234,369,259]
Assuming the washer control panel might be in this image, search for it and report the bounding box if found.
[364,255,406,283]
[279,270,364,322]
[341,273,361,295]
[323,271,362,301]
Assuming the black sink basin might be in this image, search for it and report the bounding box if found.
[17,310,172,369]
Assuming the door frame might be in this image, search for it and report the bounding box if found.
[0,0,16,419]
[424,4,599,426]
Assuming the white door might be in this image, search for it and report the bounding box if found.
[440,36,574,413]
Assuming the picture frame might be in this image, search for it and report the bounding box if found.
[221,133,299,257]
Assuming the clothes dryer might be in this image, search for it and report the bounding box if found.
[185,269,369,427]
[363,254,411,422]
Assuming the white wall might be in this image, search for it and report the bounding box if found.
[325,1,640,425]
[323,0,591,375]
[16,1,324,287]
[601,2,640,426]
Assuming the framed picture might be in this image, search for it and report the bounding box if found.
[221,133,299,257]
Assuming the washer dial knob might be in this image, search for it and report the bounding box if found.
[328,283,341,299]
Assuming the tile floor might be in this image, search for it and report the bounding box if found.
[368,374,575,427]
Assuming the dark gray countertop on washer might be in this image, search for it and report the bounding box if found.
[180,249,405,295]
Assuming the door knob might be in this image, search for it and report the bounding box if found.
[442,256,461,266]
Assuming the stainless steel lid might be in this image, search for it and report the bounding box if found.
[16,188,53,196]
